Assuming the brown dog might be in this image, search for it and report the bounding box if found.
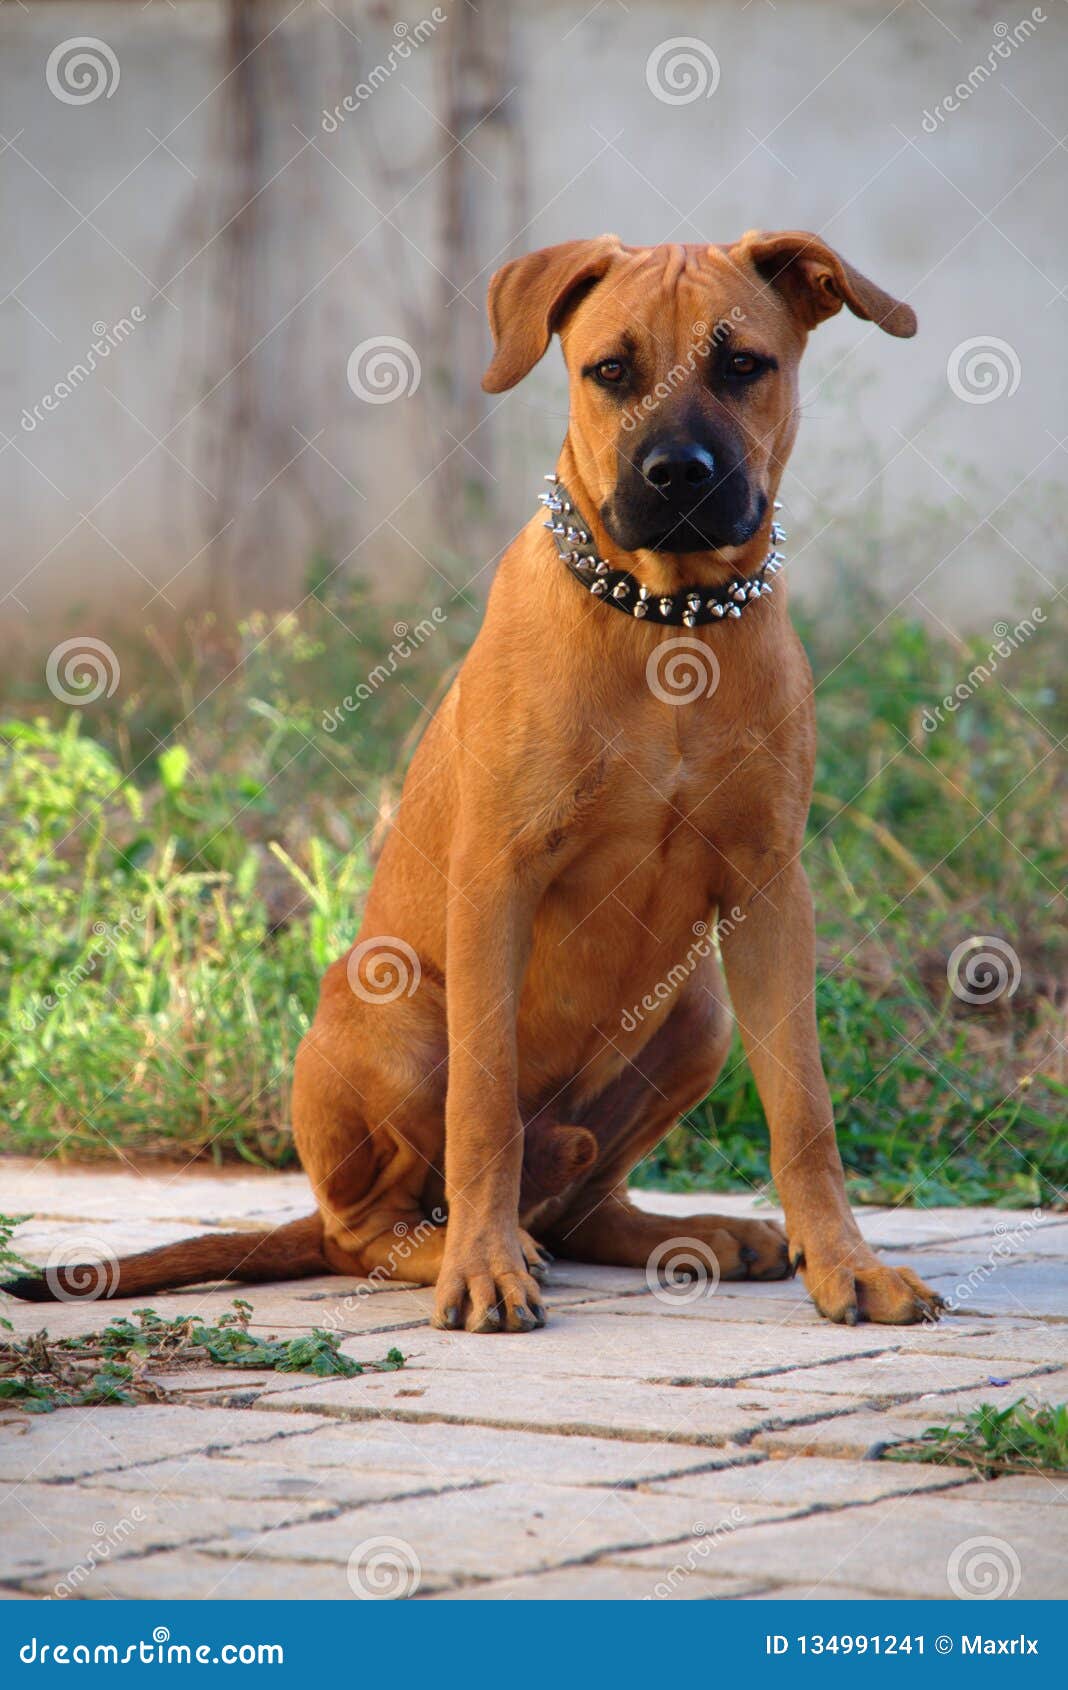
[13,232,943,1331]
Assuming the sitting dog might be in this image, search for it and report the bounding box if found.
[11,232,943,1332]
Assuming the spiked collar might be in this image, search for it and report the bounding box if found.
[538,471,786,627]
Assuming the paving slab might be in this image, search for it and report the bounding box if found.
[256,1366,865,1446]
[0,1405,331,1484]
[2,1163,1063,1602]
[381,1305,918,1384]
[208,1419,756,1488]
[736,1351,1054,1400]
[197,1479,794,1582]
[33,1551,396,1601]
[619,1496,1065,1599]
[0,1481,323,1588]
[646,1453,974,1509]
[426,1563,761,1599]
[96,1453,470,1508]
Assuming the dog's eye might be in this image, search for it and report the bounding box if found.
[726,351,765,381]
[593,359,626,385]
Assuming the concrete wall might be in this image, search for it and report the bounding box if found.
[1,0,1065,636]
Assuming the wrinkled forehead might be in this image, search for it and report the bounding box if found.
[563,242,797,363]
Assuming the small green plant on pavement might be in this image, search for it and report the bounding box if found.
[0,1298,405,1413]
[886,1396,1068,1477]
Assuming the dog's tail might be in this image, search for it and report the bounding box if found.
[2,1213,327,1304]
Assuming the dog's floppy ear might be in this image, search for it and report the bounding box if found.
[482,236,623,392]
[735,229,917,338]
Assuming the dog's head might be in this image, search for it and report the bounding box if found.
[483,233,915,556]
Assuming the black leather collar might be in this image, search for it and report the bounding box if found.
[539,473,786,627]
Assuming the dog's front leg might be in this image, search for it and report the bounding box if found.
[720,860,943,1325]
[431,849,546,1334]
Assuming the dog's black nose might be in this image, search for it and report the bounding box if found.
[640,441,716,494]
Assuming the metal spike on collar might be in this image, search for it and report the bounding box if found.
[539,470,786,627]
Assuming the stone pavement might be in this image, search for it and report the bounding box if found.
[1,1159,1065,1601]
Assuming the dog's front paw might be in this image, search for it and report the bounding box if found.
[794,1238,945,1325]
[432,1230,547,1334]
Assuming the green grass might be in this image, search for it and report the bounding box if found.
[0,560,1064,1206]
[0,1298,406,1413]
[885,1397,1068,1478]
